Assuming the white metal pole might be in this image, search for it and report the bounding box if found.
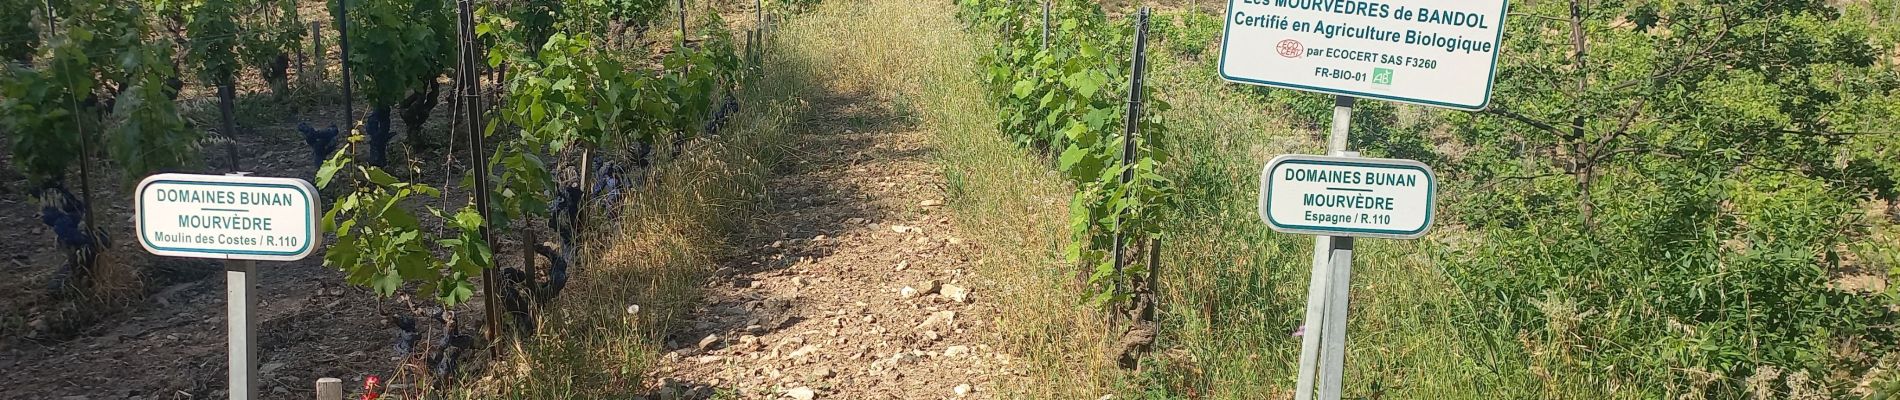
[228,260,257,400]
[1295,95,1355,400]
[1293,235,1331,400]
[1318,237,1355,399]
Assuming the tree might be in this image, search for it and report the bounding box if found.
[1465,0,1894,227]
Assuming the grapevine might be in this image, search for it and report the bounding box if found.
[238,0,305,97]
[304,0,746,380]
[333,0,455,164]
[0,0,37,63]
[3,0,198,296]
[959,0,1175,309]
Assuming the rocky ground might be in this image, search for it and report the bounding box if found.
[644,93,1012,399]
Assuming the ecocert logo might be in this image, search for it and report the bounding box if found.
[1277,39,1304,58]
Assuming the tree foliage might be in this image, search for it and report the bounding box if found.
[1436,0,1900,396]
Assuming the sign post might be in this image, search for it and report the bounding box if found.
[136,173,321,400]
[1218,0,1502,398]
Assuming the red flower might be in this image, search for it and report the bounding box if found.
[363,375,383,399]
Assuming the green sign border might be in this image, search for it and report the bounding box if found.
[1216,0,1511,111]
[1262,156,1437,238]
[138,179,316,258]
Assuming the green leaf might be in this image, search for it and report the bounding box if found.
[436,278,474,305]
[371,270,403,296]
[1011,79,1037,99]
[365,167,399,186]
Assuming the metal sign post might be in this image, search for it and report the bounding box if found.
[1289,96,1369,399]
[1218,0,1496,397]
[228,259,257,400]
[136,173,321,400]
[1264,98,1438,399]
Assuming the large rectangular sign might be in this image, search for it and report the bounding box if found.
[1259,155,1436,239]
[136,173,321,261]
[1218,0,1509,110]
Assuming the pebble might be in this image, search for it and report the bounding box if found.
[785,387,817,400]
[917,279,942,295]
[941,285,971,303]
[899,286,919,298]
[788,344,819,359]
[920,199,943,207]
[954,383,973,396]
[916,310,956,331]
[739,335,761,349]
[944,345,970,357]
[698,334,722,350]
[811,367,835,379]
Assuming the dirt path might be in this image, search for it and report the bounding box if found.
[646,92,1011,399]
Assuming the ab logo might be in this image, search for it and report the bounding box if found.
[1372,68,1394,86]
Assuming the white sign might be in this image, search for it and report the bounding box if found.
[1259,155,1436,239]
[136,173,321,261]
[1218,0,1509,110]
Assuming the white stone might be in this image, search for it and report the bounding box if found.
[916,310,956,331]
[785,387,817,400]
[941,284,970,303]
[788,344,819,359]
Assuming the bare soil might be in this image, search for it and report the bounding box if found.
[643,92,1011,399]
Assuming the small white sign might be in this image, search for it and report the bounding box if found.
[1218,0,1509,110]
[1259,155,1436,239]
[135,173,321,261]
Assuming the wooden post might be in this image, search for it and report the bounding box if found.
[315,378,343,400]
[455,0,503,354]
[338,0,354,129]
[295,27,307,85]
[310,22,324,83]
